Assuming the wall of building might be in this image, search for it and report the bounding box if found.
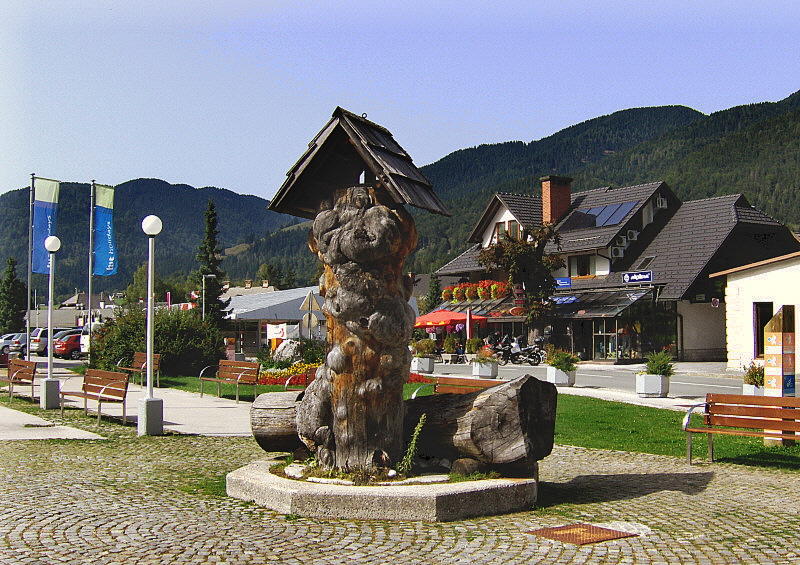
[723,258,800,370]
[677,301,726,361]
[481,209,516,248]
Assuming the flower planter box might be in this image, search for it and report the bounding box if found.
[742,383,763,396]
[410,356,435,374]
[546,366,576,387]
[636,373,670,397]
[472,362,498,378]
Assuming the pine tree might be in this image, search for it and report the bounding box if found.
[194,200,230,327]
[0,258,27,333]
[421,275,442,314]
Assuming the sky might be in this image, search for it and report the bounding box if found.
[2,1,799,200]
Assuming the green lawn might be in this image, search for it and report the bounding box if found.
[556,394,800,471]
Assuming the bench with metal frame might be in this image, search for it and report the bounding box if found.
[198,359,260,402]
[60,369,130,425]
[410,375,501,399]
[682,393,800,464]
[0,358,38,399]
[117,352,162,387]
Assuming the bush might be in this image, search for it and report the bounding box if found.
[91,308,224,377]
[255,347,292,370]
[743,362,764,386]
[442,335,457,354]
[411,339,437,357]
[465,337,483,354]
[549,350,579,373]
[644,351,674,377]
[474,345,498,365]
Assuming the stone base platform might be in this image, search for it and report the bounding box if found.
[227,460,538,522]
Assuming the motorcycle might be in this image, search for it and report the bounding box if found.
[490,335,514,366]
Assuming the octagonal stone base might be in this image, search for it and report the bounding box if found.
[227,460,538,522]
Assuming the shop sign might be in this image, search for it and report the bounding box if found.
[266,323,287,340]
[622,270,652,284]
[763,306,795,397]
[555,277,572,288]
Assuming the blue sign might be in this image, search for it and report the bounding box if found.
[785,374,796,395]
[93,205,117,276]
[622,270,653,284]
[551,295,578,305]
[555,277,572,288]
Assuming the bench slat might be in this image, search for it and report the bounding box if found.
[708,404,800,420]
[707,394,800,408]
[686,426,798,440]
[708,414,800,432]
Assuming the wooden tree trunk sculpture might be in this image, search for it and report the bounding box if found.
[296,186,418,471]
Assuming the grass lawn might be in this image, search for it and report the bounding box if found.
[556,393,800,471]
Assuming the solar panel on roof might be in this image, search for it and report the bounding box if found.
[561,200,640,230]
[603,200,638,226]
[594,203,622,226]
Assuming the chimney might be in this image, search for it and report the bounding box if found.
[244,279,252,289]
[262,279,270,288]
[541,175,573,224]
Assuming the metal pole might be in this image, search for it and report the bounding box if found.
[202,275,206,321]
[146,235,155,400]
[87,180,95,362]
[26,173,34,361]
[47,250,55,379]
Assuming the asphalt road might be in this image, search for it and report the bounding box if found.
[433,362,744,398]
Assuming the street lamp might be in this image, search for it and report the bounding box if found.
[40,236,61,409]
[138,215,163,436]
[202,274,216,321]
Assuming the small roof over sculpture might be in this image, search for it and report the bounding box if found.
[269,107,450,218]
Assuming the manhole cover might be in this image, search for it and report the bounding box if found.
[526,523,638,545]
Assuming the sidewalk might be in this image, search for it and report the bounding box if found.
[0,405,103,440]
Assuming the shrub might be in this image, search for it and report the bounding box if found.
[442,335,457,354]
[255,347,292,370]
[465,337,483,354]
[549,350,579,373]
[743,362,764,386]
[464,285,478,300]
[411,339,437,357]
[474,345,498,365]
[644,351,674,377]
[91,308,224,377]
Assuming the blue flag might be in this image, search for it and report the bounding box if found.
[93,184,117,276]
[31,178,60,274]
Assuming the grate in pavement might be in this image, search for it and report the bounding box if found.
[526,523,638,545]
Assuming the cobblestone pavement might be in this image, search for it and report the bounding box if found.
[1,403,799,564]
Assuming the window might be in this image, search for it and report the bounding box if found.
[507,220,520,239]
[753,302,773,357]
[636,256,655,270]
[568,255,595,277]
[494,222,506,242]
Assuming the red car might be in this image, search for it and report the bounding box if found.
[53,334,82,360]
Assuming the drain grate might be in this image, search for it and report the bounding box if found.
[526,523,638,545]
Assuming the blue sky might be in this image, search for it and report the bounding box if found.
[3,1,799,200]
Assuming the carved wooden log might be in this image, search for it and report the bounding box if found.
[253,376,557,475]
[297,186,417,471]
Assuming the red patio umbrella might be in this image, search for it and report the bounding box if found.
[414,309,487,328]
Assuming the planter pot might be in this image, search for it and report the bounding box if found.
[742,383,763,396]
[411,356,435,374]
[636,373,670,398]
[472,361,498,378]
[546,366,576,387]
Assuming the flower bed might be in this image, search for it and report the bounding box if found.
[259,363,320,386]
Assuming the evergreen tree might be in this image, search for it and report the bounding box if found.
[421,275,442,314]
[0,258,27,333]
[194,200,230,327]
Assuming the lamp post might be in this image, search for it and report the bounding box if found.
[202,274,216,321]
[40,236,61,409]
[138,215,163,436]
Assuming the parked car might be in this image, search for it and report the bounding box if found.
[53,333,82,360]
[28,327,74,356]
[9,333,29,355]
[0,333,22,354]
[80,322,103,355]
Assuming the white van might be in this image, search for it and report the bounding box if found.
[80,322,103,355]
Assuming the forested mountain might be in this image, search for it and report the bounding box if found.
[0,179,296,298]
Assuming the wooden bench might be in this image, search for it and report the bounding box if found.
[199,359,260,402]
[117,352,162,387]
[683,393,800,464]
[0,358,38,398]
[410,376,501,398]
[60,369,130,425]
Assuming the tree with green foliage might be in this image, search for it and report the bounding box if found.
[193,200,230,326]
[121,264,188,307]
[478,225,564,323]
[420,275,442,314]
[0,258,27,333]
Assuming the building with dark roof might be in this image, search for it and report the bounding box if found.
[435,177,800,362]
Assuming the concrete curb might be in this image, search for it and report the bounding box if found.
[227,460,538,522]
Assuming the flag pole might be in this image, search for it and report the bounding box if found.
[26,173,34,361]
[87,180,95,363]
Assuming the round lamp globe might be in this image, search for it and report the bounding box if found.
[141,215,163,236]
[44,235,61,253]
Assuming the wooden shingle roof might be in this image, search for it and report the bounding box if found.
[269,107,449,218]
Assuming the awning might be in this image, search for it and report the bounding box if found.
[414,309,488,328]
[551,289,653,319]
